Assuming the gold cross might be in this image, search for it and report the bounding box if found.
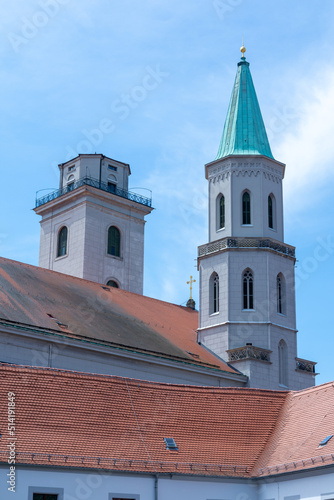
[187,275,196,300]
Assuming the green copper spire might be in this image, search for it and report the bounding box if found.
[216,48,274,160]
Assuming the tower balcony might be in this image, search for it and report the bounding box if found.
[35,176,152,209]
[198,236,295,260]
[227,345,272,363]
[295,357,317,374]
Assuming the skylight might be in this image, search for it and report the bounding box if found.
[164,437,178,451]
[318,435,333,447]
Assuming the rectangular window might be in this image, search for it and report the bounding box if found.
[28,487,64,500]
[33,495,58,500]
[109,495,139,500]
[68,165,76,172]
[108,182,116,193]
[108,164,117,171]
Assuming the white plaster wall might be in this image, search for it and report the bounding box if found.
[206,157,285,242]
[293,370,317,390]
[199,324,229,360]
[0,330,245,387]
[158,476,258,500]
[60,155,129,190]
[81,200,145,294]
[208,166,232,241]
[228,358,274,389]
[37,187,149,293]
[39,202,87,277]
[0,466,257,500]
[0,467,155,500]
[1,464,332,500]
[198,246,308,390]
[199,252,229,328]
[258,470,334,500]
[227,323,269,350]
[199,249,296,330]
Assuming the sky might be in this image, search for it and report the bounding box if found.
[0,0,334,384]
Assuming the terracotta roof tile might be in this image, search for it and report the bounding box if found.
[0,364,287,477]
[254,382,334,476]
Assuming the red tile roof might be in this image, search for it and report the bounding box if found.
[1,365,333,478]
[0,364,286,477]
[254,382,334,476]
[0,256,238,375]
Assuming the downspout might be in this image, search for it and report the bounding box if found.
[154,474,158,500]
[99,155,103,188]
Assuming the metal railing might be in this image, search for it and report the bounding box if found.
[295,357,317,373]
[198,237,295,258]
[227,345,272,363]
[35,176,152,208]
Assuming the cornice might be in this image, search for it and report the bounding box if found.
[208,161,282,184]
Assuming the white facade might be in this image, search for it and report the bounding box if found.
[206,156,285,242]
[1,465,333,500]
[35,154,153,294]
[198,156,316,390]
[0,325,246,387]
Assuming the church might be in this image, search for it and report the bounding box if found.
[0,47,333,499]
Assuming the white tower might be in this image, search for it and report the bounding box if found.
[197,48,317,390]
[34,154,153,294]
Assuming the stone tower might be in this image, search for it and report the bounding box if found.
[197,49,316,390]
[34,154,153,294]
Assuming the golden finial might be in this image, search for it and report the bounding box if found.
[240,44,246,58]
[187,275,196,300]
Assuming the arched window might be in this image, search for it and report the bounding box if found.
[277,273,286,314]
[278,339,288,387]
[107,226,121,257]
[57,226,68,257]
[106,279,119,288]
[107,174,117,194]
[242,191,251,225]
[243,269,254,309]
[217,194,225,230]
[268,194,276,229]
[209,272,219,314]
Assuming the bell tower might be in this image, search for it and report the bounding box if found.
[197,47,317,390]
[34,154,153,294]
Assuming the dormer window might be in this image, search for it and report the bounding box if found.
[164,438,178,451]
[108,164,117,171]
[318,435,333,447]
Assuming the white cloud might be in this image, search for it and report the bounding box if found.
[272,68,334,212]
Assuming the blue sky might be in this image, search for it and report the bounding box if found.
[1,0,334,384]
